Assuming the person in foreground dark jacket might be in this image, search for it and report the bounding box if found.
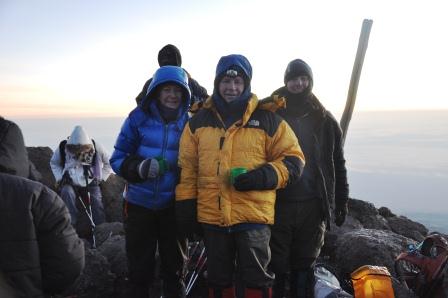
[135,44,208,107]
[267,59,350,298]
[0,116,85,298]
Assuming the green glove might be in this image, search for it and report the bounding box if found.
[155,156,169,174]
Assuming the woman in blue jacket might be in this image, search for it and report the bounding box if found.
[110,66,190,298]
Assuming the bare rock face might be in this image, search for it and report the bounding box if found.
[94,222,125,247]
[378,206,395,218]
[386,215,428,242]
[67,247,116,298]
[101,174,126,223]
[348,198,390,230]
[27,146,55,189]
[334,229,416,276]
[97,235,128,278]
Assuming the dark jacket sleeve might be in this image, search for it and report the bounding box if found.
[135,78,153,105]
[35,186,85,294]
[188,77,208,103]
[332,121,349,206]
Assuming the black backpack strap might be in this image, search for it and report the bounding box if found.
[59,139,67,167]
[91,139,97,167]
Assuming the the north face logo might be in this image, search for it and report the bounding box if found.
[248,119,260,127]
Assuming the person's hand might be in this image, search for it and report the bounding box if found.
[137,158,165,179]
[334,203,348,227]
[233,165,277,191]
[175,199,202,239]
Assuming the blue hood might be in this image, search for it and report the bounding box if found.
[212,54,253,127]
[142,66,191,109]
[214,54,252,84]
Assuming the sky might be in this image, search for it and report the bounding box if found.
[1,0,448,118]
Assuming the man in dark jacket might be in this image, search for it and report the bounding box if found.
[268,59,349,298]
[135,44,208,107]
[0,117,85,297]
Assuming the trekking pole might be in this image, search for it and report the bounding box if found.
[186,246,206,293]
[340,19,373,147]
[82,165,96,248]
[186,241,200,267]
[186,256,207,295]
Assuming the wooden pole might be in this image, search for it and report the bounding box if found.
[340,19,373,147]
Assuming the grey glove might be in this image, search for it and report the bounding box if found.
[137,158,160,179]
[334,203,348,227]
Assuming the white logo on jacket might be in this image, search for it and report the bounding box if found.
[248,119,260,127]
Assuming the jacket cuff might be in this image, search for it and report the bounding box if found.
[120,155,144,183]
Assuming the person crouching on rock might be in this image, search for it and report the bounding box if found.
[110,66,191,298]
[50,125,112,232]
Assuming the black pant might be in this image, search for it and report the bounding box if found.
[124,202,187,298]
[270,199,324,298]
[270,199,325,273]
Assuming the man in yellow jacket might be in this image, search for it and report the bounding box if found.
[176,54,305,298]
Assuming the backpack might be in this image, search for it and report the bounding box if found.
[395,233,448,297]
[59,139,97,167]
[314,264,353,297]
[350,265,394,298]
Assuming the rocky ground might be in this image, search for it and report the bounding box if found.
[28,147,447,298]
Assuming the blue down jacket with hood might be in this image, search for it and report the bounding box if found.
[110,66,191,209]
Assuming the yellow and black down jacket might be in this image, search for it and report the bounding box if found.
[176,94,305,227]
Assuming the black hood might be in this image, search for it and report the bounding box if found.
[0,117,31,178]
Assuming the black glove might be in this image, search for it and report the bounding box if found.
[233,164,278,192]
[175,199,202,239]
[334,203,348,227]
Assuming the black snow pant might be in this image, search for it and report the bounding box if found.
[269,199,325,298]
[124,201,187,298]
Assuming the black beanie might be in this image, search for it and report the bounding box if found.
[158,44,182,67]
[284,59,313,85]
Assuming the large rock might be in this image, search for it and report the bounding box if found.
[94,222,125,247]
[67,247,116,298]
[27,146,55,189]
[101,174,126,222]
[386,215,428,242]
[348,198,390,230]
[97,235,127,278]
[334,229,416,276]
